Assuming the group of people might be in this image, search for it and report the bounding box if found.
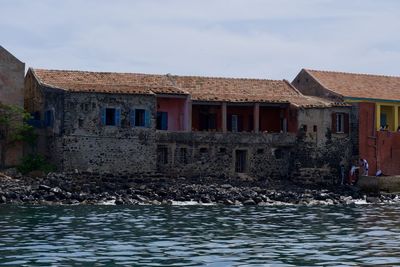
[340,158,369,185]
[379,125,400,132]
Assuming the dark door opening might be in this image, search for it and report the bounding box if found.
[235,150,247,173]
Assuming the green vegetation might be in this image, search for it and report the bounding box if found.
[0,102,37,168]
[17,154,56,174]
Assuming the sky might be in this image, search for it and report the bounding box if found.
[1,0,400,80]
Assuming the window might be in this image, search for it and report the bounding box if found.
[274,149,283,159]
[231,115,238,132]
[130,109,150,128]
[199,112,216,131]
[313,125,317,132]
[179,147,188,164]
[257,148,264,154]
[106,108,116,126]
[199,147,208,154]
[28,111,42,128]
[101,108,121,126]
[157,146,168,165]
[219,147,226,153]
[332,112,349,134]
[301,124,307,132]
[336,113,344,133]
[44,110,54,127]
[380,113,387,128]
[235,150,247,173]
[156,112,168,130]
[135,109,145,127]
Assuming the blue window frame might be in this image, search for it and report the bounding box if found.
[130,109,151,128]
[101,108,121,126]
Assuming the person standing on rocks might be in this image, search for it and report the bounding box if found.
[348,161,358,185]
[340,163,345,185]
[360,158,369,176]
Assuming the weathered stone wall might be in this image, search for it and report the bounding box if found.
[0,46,25,106]
[24,75,159,174]
[59,92,157,173]
[156,131,296,179]
[292,107,353,185]
[292,70,343,101]
[0,46,25,166]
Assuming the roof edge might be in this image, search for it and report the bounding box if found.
[303,69,344,99]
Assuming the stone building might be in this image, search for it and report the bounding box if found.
[293,68,400,176]
[24,68,351,183]
[0,46,25,166]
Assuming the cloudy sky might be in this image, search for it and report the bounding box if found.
[1,0,400,80]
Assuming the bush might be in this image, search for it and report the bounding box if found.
[17,154,56,174]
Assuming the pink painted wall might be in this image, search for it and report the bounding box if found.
[157,97,186,131]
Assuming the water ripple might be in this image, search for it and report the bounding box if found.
[0,205,400,266]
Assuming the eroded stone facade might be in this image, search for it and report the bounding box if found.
[25,70,353,184]
[0,46,25,166]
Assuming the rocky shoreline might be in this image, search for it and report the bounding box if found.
[0,169,399,206]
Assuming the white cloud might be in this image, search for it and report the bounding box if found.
[1,0,400,79]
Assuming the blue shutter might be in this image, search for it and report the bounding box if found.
[44,111,49,127]
[49,111,54,127]
[145,110,151,128]
[101,108,106,125]
[44,110,53,127]
[161,112,168,130]
[115,108,121,127]
[130,109,136,127]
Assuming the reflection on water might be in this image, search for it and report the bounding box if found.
[1,205,400,266]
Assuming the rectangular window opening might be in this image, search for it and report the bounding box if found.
[336,113,344,133]
[157,146,168,165]
[231,115,238,132]
[105,108,116,126]
[135,109,146,127]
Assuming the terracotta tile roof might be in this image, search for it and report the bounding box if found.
[32,69,186,95]
[173,75,295,102]
[305,69,400,101]
[174,75,346,107]
[31,68,342,107]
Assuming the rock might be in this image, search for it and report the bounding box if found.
[29,170,45,178]
[39,184,51,191]
[224,199,235,205]
[50,187,62,194]
[243,199,256,205]
[115,198,124,205]
[221,184,232,189]
[366,196,379,203]
[133,194,147,202]
[0,195,6,203]
[234,200,242,205]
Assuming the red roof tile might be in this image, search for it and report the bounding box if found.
[305,69,400,101]
[32,69,185,95]
[31,68,341,108]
